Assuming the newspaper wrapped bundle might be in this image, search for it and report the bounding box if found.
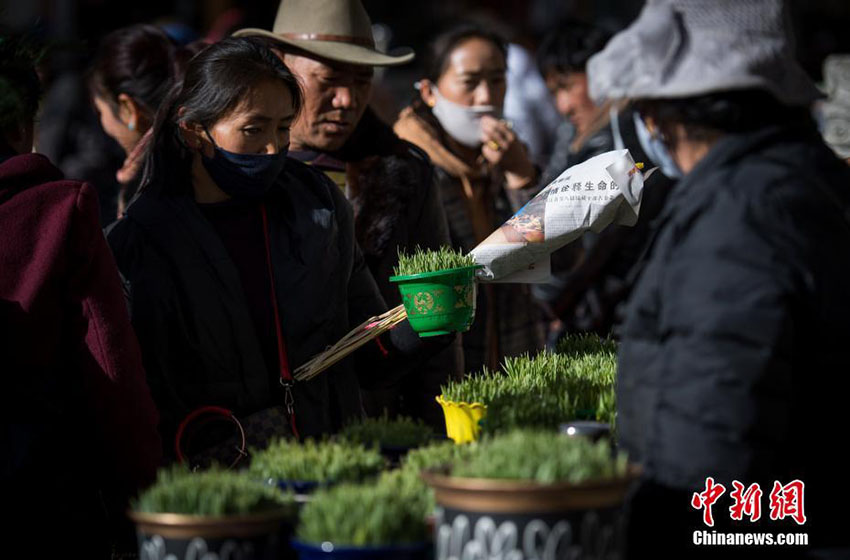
[471,149,647,283]
[294,305,407,382]
[295,150,645,380]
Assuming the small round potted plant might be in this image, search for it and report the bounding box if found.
[339,413,436,464]
[248,438,384,495]
[291,475,431,559]
[389,246,482,337]
[422,429,638,560]
[130,467,296,560]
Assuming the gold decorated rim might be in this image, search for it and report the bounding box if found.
[421,465,641,514]
[129,509,292,540]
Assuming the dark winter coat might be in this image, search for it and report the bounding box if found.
[618,118,850,547]
[1,153,161,553]
[107,158,390,451]
[303,108,463,429]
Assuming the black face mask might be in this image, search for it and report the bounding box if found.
[200,129,289,199]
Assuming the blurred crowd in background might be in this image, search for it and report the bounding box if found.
[2,0,849,223]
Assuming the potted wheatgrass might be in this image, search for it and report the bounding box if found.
[248,438,384,496]
[292,440,478,559]
[389,246,481,337]
[130,467,296,560]
[393,440,479,528]
[291,474,431,559]
[339,413,437,465]
[422,429,638,560]
[437,334,617,442]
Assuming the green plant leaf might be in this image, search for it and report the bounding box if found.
[297,476,429,546]
[248,438,384,484]
[450,429,628,484]
[393,246,477,276]
[133,466,294,516]
[441,334,618,432]
[339,413,434,449]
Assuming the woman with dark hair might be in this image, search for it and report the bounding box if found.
[107,37,429,461]
[589,1,850,557]
[394,23,543,373]
[1,31,161,556]
[89,24,203,215]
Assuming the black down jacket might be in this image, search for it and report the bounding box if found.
[107,159,395,452]
[618,118,850,549]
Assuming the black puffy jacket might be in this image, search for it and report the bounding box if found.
[107,159,391,451]
[618,118,850,548]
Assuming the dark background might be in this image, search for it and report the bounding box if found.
[4,0,849,92]
[3,0,849,222]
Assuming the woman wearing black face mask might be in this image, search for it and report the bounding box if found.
[107,38,428,461]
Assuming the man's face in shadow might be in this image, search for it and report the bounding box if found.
[280,51,373,152]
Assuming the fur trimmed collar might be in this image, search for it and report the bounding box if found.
[347,152,418,259]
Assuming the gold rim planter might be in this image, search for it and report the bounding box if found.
[129,510,291,540]
[421,465,642,514]
[129,509,293,559]
[422,466,642,560]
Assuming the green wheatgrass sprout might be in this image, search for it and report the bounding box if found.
[451,430,628,484]
[377,469,435,521]
[555,333,618,358]
[248,438,384,484]
[441,335,618,432]
[133,466,294,516]
[440,354,565,406]
[393,246,477,276]
[480,383,574,434]
[396,440,479,514]
[401,440,476,474]
[481,351,617,432]
[440,366,503,403]
[339,413,434,449]
[297,477,430,547]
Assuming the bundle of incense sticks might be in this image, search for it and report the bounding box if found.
[294,304,407,382]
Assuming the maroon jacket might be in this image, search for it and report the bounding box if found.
[0,153,161,508]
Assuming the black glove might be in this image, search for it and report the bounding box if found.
[388,318,454,355]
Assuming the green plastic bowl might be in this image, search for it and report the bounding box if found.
[389,265,482,337]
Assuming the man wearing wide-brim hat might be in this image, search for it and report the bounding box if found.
[235,0,462,431]
[589,1,850,557]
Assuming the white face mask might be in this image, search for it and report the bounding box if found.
[633,112,684,179]
[430,86,499,148]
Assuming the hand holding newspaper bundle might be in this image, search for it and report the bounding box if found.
[297,149,647,379]
[471,149,647,283]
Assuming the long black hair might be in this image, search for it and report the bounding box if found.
[412,22,508,134]
[141,37,303,194]
[88,25,197,118]
[422,22,507,84]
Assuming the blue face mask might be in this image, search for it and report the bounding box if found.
[201,129,289,198]
[633,112,684,179]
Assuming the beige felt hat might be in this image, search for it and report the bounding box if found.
[233,0,414,66]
